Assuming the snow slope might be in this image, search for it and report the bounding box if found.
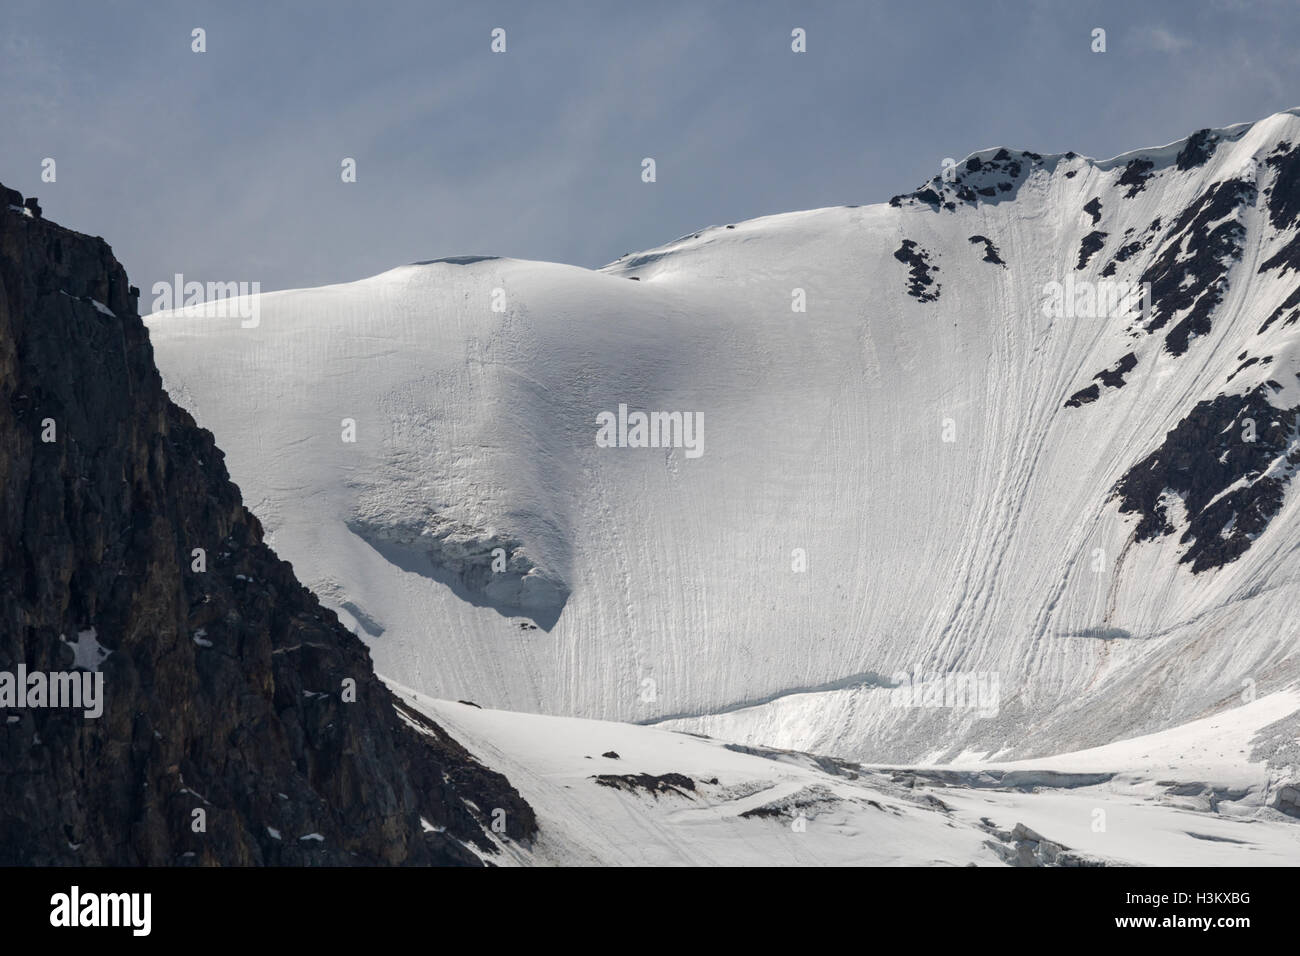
[394,686,1300,866]
[146,109,1300,765]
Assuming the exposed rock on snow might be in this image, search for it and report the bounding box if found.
[1112,384,1300,572]
[893,238,941,301]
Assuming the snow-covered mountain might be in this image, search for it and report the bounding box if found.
[146,108,1300,769]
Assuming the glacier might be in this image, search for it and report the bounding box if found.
[145,108,1300,778]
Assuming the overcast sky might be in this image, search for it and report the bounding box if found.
[2,0,1297,294]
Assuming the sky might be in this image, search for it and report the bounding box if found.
[2,0,1298,295]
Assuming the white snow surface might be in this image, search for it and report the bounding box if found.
[146,109,1300,765]
[396,685,1300,866]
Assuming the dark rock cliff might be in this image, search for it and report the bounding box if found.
[0,184,534,865]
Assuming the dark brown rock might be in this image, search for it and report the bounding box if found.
[0,182,535,865]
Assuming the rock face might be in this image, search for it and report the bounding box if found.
[1112,384,1300,573]
[0,184,534,864]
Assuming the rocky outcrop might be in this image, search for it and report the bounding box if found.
[0,183,534,865]
[1111,384,1300,572]
[892,239,941,302]
[967,234,1006,266]
[1139,177,1256,356]
[592,773,697,798]
[1064,352,1138,408]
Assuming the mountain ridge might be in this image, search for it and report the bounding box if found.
[146,107,1300,765]
[0,181,535,864]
